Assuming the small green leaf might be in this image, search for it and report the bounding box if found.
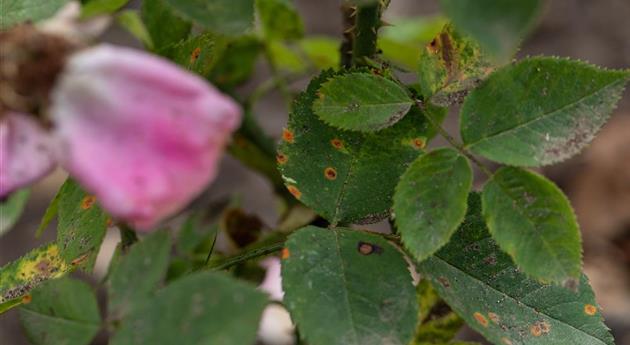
[110,272,267,345]
[268,40,307,73]
[56,179,108,272]
[378,16,446,71]
[482,167,582,284]
[394,148,472,262]
[107,231,171,321]
[417,24,493,105]
[0,189,30,237]
[439,0,542,62]
[177,210,219,256]
[461,58,630,166]
[419,193,614,345]
[141,0,191,50]
[1,0,69,29]
[298,36,340,70]
[282,226,418,345]
[35,188,61,238]
[313,73,414,132]
[279,70,440,225]
[117,10,154,49]
[0,243,72,306]
[256,0,303,40]
[209,36,262,88]
[159,32,227,77]
[19,278,101,345]
[163,0,254,36]
[81,0,129,18]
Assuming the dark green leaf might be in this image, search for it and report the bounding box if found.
[313,73,414,132]
[439,0,542,62]
[209,36,262,88]
[1,0,69,29]
[107,231,171,320]
[417,24,492,105]
[81,0,129,18]
[282,226,418,345]
[0,189,30,237]
[56,179,108,272]
[117,10,154,49]
[142,0,191,50]
[482,167,582,284]
[0,243,72,307]
[394,148,472,261]
[162,0,254,36]
[159,32,227,77]
[461,58,630,166]
[279,70,441,225]
[419,193,614,345]
[19,278,100,345]
[35,187,61,238]
[110,272,267,345]
[256,0,303,40]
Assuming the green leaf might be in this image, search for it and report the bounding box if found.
[56,179,108,272]
[107,231,171,321]
[298,36,340,70]
[439,0,542,62]
[177,210,219,256]
[162,0,254,36]
[35,188,61,238]
[417,24,493,106]
[256,0,303,40]
[0,243,72,306]
[19,278,101,345]
[0,189,30,237]
[117,10,154,49]
[209,36,262,88]
[268,40,307,73]
[394,148,472,261]
[282,226,418,345]
[461,58,630,166]
[313,73,414,132]
[110,272,267,345]
[141,0,191,50]
[279,70,440,225]
[419,193,614,345]
[482,167,582,284]
[1,0,69,29]
[378,16,446,71]
[81,0,129,18]
[159,32,227,77]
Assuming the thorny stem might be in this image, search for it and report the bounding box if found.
[414,100,494,178]
[340,2,384,67]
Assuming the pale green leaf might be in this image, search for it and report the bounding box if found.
[81,0,129,18]
[1,0,69,29]
[117,10,154,49]
[159,32,227,77]
[162,0,254,36]
[0,189,30,237]
[298,36,340,70]
[256,0,303,40]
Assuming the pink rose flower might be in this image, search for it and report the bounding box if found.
[47,44,241,230]
[0,112,56,197]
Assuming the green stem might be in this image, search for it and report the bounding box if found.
[415,100,493,177]
[208,241,285,271]
[352,4,381,66]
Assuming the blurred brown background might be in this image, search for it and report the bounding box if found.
[1,0,629,344]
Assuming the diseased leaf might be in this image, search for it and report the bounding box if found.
[418,24,493,106]
[19,278,101,345]
[0,189,30,237]
[163,0,254,36]
[107,231,171,321]
[279,70,441,225]
[439,0,542,62]
[159,32,227,77]
[1,0,69,29]
[282,226,418,345]
[419,193,614,345]
[313,73,414,132]
[209,36,262,88]
[0,243,72,306]
[35,185,62,238]
[394,148,472,262]
[56,179,108,272]
[142,0,191,50]
[110,272,267,345]
[482,167,582,284]
[461,58,630,166]
[256,0,303,40]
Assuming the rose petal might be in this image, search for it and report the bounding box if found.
[0,112,56,197]
[50,44,242,230]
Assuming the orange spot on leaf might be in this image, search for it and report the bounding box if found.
[584,304,597,316]
[488,312,500,324]
[21,295,32,304]
[81,195,96,210]
[530,321,550,337]
[473,312,488,327]
[330,138,344,149]
[411,137,426,149]
[281,248,290,259]
[276,153,288,164]
[287,185,301,199]
[324,167,337,180]
[190,47,201,64]
[282,128,294,143]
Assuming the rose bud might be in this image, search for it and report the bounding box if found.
[50,44,242,230]
[0,112,56,197]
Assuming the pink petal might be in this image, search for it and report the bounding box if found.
[259,257,284,301]
[50,44,242,230]
[0,112,56,197]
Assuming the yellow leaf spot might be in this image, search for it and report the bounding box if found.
[281,248,290,259]
[80,195,96,210]
[473,312,488,327]
[190,47,201,64]
[488,312,500,324]
[276,153,288,165]
[287,185,301,199]
[584,304,597,316]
